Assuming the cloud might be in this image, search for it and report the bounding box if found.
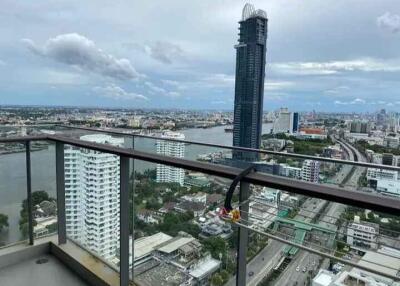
[334,98,366,105]
[161,79,186,90]
[126,41,184,64]
[0,59,5,66]
[93,84,148,100]
[264,80,293,91]
[144,81,181,97]
[201,73,235,88]
[323,85,350,95]
[377,12,400,33]
[22,33,142,81]
[272,58,400,75]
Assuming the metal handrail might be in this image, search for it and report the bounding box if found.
[0,134,399,215]
[56,124,400,172]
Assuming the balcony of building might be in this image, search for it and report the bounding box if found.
[0,125,399,286]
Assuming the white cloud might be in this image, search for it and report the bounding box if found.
[126,41,184,64]
[22,33,142,81]
[334,98,366,105]
[323,85,350,95]
[272,58,400,75]
[202,73,235,88]
[264,80,293,91]
[161,79,186,90]
[93,84,148,100]
[377,12,400,33]
[144,81,181,97]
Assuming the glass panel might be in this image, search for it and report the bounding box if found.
[0,142,27,246]
[243,184,400,285]
[64,138,121,267]
[130,160,237,285]
[30,141,57,239]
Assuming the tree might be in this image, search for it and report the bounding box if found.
[0,214,8,232]
[211,273,224,286]
[203,237,227,260]
[19,190,53,238]
[220,270,229,282]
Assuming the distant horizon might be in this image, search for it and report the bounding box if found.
[0,103,393,115]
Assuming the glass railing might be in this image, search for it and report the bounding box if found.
[0,127,399,286]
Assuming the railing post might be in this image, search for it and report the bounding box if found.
[120,156,130,286]
[236,181,249,286]
[25,141,34,245]
[56,142,66,244]
[131,135,135,280]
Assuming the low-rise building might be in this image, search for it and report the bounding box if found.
[136,209,160,224]
[376,179,400,197]
[347,216,379,249]
[175,201,207,217]
[181,192,207,204]
[188,255,221,285]
[312,269,336,286]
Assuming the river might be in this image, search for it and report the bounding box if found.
[0,123,272,244]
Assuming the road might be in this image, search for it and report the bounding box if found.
[226,198,326,286]
[273,138,361,286]
[227,137,366,286]
[273,250,320,286]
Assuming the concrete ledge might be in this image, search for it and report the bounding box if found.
[50,240,121,286]
[0,239,51,269]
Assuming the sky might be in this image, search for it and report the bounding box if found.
[0,0,399,112]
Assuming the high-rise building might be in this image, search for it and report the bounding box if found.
[156,131,185,186]
[301,160,320,183]
[272,108,298,134]
[232,3,268,161]
[349,120,370,134]
[292,112,299,133]
[64,134,123,260]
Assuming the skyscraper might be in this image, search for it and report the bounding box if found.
[233,3,268,161]
[156,131,185,186]
[64,134,123,260]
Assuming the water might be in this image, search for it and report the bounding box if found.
[0,123,272,244]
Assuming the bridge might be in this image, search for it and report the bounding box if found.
[273,217,337,257]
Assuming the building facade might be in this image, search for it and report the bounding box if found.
[233,3,268,161]
[64,134,123,260]
[301,160,320,183]
[156,131,185,186]
[347,216,379,249]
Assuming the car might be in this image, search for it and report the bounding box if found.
[248,271,254,277]
[296,266,300,272]
[302,267,307,273]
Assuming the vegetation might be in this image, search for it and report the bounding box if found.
[342,206,400,237]
[19,190,55,238]
[262,133,332,155]
[355,140,400,156]
[0,213,8,232]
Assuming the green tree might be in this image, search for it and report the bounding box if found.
[211,273,224,286]
[0,214,8,232]
[220,270,229,282]
[203,237,227,260]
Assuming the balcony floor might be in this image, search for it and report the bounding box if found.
[0,253,89,286]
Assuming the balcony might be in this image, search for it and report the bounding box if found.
[0,125,399,286]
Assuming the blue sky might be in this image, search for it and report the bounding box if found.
[0,0,399,112]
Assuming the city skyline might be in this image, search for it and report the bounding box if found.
[0,1,400,111]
